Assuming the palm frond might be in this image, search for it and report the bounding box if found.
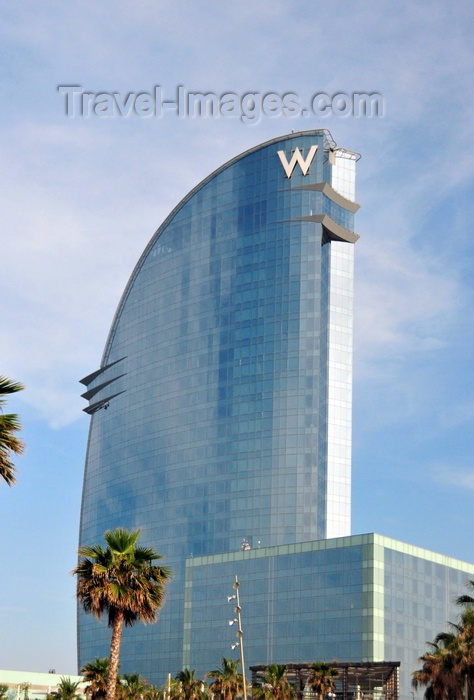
[0,377,25,486]
[0,375,25,401]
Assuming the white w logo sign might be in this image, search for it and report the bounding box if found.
[277,145,318,178]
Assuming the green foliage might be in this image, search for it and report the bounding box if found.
[81,657,110,700]
[174,669,207,700]
[161,678,182,700]
[307,663,338,699]
[73,528,172,700]
[0,375,25,486]
[120,674,149,700]
[412,580,474,700]
[206,657,245,700]
[74,528,172,627]
[56,678,82,700]
[143,685,162,700]
[253,665,294,700]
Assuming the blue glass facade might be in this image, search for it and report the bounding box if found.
[79,130,360,680]
[78,131,474,699]
[184,535,474,700]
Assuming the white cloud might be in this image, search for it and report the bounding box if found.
[355,238,461,364]
[434,467,474,491]
[1,0,473,434]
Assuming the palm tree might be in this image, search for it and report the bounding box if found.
[412,589,474,700]
[456,580,474,607]
[412,637,463,700]
[206,658,245,700]
[0,375,25,486]
[56,678,82,700]
[307,663,338,700]
[143,686,162,700]
[412,581,474,700]
[253,665,294,700]
[81,657,110,700]
[120,674,149,700]
[174,669,207,700]
[0,685,10,700]
[454,600,474,698]
[19,684,31,700]
[161,678,182,700]
[450,582,474,698]
[73,528,172,700]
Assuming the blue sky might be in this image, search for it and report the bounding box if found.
[1,0,474,676]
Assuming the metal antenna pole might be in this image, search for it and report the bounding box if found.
[232,576,248,700]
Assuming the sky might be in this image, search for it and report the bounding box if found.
[1,0,474,677]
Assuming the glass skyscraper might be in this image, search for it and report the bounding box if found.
[78,130,473,697]
[79,128,358,671]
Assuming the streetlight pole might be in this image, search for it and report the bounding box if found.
[228,575,248,700]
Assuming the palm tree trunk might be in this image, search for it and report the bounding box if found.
[107,610,124,700]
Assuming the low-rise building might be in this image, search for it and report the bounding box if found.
[0,670,86,700]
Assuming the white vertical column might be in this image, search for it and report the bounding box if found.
[325,241,353,538]
[325,151,356,538]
